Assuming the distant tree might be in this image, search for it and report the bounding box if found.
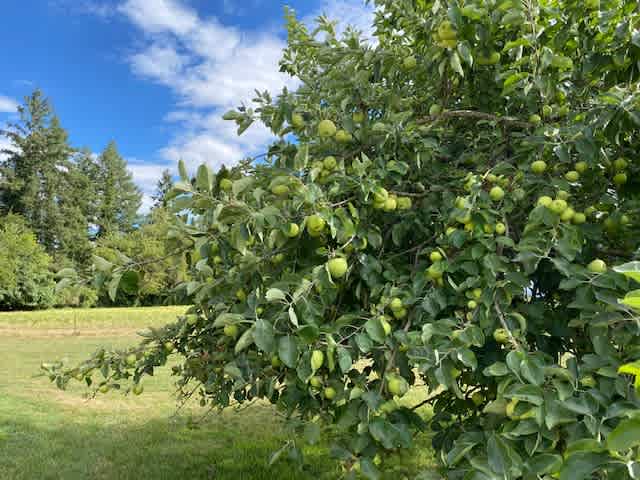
[94,207,187,306]
[151,169,174,209]
[0,90,92,268]
[0,214,56,310]
[94,141,142,237]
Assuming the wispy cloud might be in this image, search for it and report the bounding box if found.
[103,0,374,200]
[0,95,18,113]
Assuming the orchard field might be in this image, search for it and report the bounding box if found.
[0,307,435,479]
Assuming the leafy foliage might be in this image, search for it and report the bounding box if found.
[0,214,56,309]
[47,1,640,478]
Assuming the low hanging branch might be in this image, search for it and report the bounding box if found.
[416,110,533,129]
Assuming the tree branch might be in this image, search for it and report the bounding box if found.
[416,110,533,129]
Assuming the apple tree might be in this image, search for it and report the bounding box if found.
[46,1,640,478]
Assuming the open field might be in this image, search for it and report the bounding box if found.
[0,306,435,479]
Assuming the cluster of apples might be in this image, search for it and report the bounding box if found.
[434,20,458,49]
[371,187,412,212]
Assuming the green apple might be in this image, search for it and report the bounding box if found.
[430,250,443,262]
[392,307,407,320]
[489,186,505,201]
[390,297,403,311]
[560,208,575,222]
[323,155,337,170]
[387,375,409,396]
[219,178,233,191]
[572,212,586,224]
[132,384,144,396]
[565,170,580,182]
[495,223,506,235]
[383,197,397,211]
[327,257,348,279]
[556,190,570,200]
[323,387,337,400]
[437,21,457,40]
[467,300,478,310]
[493,328,509,344]
[126,353,137,366]
[306,214,326,237]
[472,288,482,300]
[471,392,484,406]
[528,114,542,125]
[585,206,597,216]
[311,349,324,370]
[236,289,247,302]
[574,161,587,173]
[613,172,627,185]
[542,105,553,117]
[380,316,392,336]
[531,160,547,174]
[164,341,175,353]
[550,199,568,214]
[317,119,337,138]
[614,158,628,171]
[429,104,442,116]
[587,259,607,273]
[335,129,352,143]
[223,324,239,338]
[271,184,290,196]
[291,113,305,128]
[426,263,444,280]
[352,111,365,123]
[286,223,300,238]
[98,384,110,394]
[620,214,631,225]
[397,197,412,210]
[537,195,553,207]
[403,55,417,70]
[310,376,323,388]
[271,355,282,368]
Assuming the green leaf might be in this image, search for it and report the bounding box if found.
[337,347,352,373]
[196,164,212,192]
[360,458,381,480]
[278,336,298,368]
[213,313,244,328]
[484,362,509,376]
[303,423,321,445]
[93,255,113,273]
[527,454,563,475]
[266,288,287,302]
[365,317,386,344]
[234,326,255,353]
[559,453,608,480]
[450,52,464,77]
[621,291,640,310]
[254,319,275,353]
[607,417,640,451]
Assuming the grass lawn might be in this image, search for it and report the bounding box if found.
[0,306,435,479]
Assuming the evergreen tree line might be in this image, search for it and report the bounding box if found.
[0,90,187,310]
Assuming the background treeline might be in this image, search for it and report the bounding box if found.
[0,90,187,310]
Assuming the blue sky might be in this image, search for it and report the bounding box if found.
[0,0,373,210]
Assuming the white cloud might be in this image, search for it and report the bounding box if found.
[0,136,14,161]
[115,0,375,183]
[0,95,18,113]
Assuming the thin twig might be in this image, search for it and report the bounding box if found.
[416,110,533,129]
[494,301,521,349]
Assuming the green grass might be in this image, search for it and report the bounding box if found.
[0,306,435,479]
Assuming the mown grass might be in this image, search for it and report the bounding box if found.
[0,306,435,479]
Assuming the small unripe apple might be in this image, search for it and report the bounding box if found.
[397,197,412,210]
[380,317,392,336]
[132,384,144,396]
[390,297,403,311]
[323,387,337,400]
[392,307,407,320]
[613,172,627,185]
[495,223,506,235]
[560,208,575,222]
[430,250,443,262]
[471,391,484,406]
[223,324,239,338]
[311,350,324,370]
[403,55,417,70]
[565,170,580,182]
[291,113,305,128]
[286,223,300,238]
[271,355,282,368]
[529,114,542,125]
[219,178,233,191]
[572,213,586,224]
[317,119,337,138]
[574,161,587,173]
[613,158,628,171]
[531,160,547,174]
[335,129,352,143]
[164,341,175,353]
[271,184,290,196]
[323,156,337,170]
[429,104,442,116]
[306,214,326,236]
[383,197,397,212]
[467,300,478,310]
[310,376,323,388]
[489,186,505,201]
[327,257,348,279]
[472,288,482,299]
[587,259,607,273]
[126,353,137,366]
[542,105,553,117]
[236,289,247,302]
[537,196,553,207]
[493,328,509,344]
[556,190,570,200]
[99,384,110,394]
[387,375,409,396]
[550,199,568,214]
[352,111,365,123]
